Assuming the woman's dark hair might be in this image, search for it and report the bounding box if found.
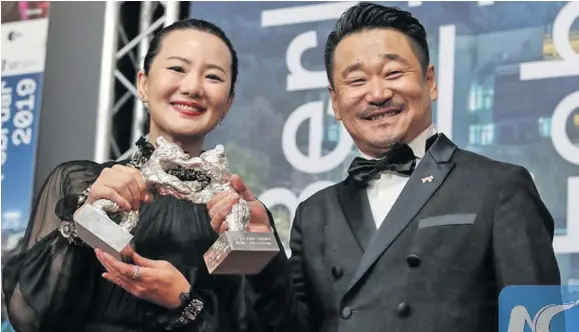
[143,18,238,96]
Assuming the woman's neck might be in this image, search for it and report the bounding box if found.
[147,129,204,157]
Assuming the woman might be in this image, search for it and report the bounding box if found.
[2,18,268,332]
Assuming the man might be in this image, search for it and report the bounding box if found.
[208,3,561,332]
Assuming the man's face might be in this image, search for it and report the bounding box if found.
[329,28,437,157]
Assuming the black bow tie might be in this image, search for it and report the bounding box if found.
[348,143,417,186]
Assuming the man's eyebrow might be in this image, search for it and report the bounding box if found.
[341,62,362,78]
[341,53,411,78]
[380,53,410,66]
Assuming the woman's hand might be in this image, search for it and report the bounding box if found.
[84,164,152,212]
[96,249,191,309]
[207,174,272,234]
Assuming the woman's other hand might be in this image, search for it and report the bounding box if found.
[207,174,271,234]
[85,164,152,211]
[96,249,191,309]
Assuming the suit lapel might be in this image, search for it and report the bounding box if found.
[336,180,377,252]
[346,134,457,294]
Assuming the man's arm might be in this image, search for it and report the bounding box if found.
[492,166,561,288]
[247,203,315,332]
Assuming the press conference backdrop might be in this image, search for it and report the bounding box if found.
[1,2,50,330]
[191,1,579,282]
[1,1,50,254]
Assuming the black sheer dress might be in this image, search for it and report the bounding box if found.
[2,157,263,332]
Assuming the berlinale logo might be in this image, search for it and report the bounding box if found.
[499,286,579,332]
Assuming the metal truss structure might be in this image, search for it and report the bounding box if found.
[94,1,181,164]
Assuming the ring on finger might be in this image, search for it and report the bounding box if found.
[132,266,140,280]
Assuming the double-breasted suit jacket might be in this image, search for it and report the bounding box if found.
[249,133,561,332]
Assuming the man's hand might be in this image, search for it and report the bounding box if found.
[207,174,271,234]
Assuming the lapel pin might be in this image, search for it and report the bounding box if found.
[421,175,434,183]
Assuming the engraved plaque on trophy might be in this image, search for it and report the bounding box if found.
[203,230,279,275]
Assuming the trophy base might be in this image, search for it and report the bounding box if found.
[203,231,280,275]
[74,204,134,260]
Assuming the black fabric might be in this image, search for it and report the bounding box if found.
[2,160,264,332]
[336,179,376,252]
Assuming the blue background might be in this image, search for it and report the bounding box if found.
[499,285,579,332]
[1,72,43,239]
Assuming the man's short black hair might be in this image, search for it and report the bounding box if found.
[324,2,430,88]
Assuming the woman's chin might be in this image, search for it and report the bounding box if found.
[166,127,208,140]
[152,119,214,140]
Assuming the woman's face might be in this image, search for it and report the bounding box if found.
[138,29,233,140]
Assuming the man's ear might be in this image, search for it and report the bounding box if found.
[328,84,342,121]
[426,64,438,102]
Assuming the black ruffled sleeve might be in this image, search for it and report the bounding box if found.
[2,159,268,332]
[1,161,105,332]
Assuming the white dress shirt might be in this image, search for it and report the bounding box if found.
[358,124,438,229]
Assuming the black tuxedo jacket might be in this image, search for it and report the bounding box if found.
[250,134,561,332]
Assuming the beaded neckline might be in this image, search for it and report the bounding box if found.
[129,136,156,169]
